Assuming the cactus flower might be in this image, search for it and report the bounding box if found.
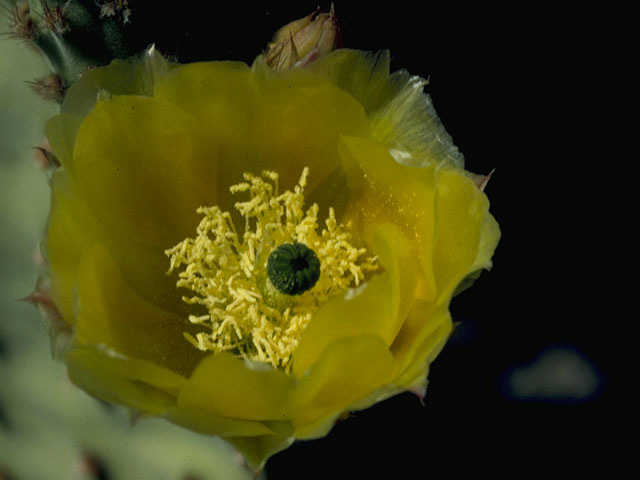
[38,46,500,471]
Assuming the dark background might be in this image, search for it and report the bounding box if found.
[134,1,617,477]
[3,1,619,477]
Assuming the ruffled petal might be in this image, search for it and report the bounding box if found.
[65,346,185,415]
[472,210,501,273]
[226,421,294,473]
[177,353,296,421]
[62,47,171,119]
[390,300,453,388]
[308,49,463,168]
[432,168,500,302]
[291,335,395,436]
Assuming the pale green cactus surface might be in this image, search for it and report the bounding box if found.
[0,21,258,480]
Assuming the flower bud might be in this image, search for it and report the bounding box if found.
[264,6,337,70]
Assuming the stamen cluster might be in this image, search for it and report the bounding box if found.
[166,169,377,371]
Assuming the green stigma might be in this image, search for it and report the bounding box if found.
[267,242,321,295]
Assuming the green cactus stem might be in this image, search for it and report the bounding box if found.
[32,0,136,96]
[3,0,143,102]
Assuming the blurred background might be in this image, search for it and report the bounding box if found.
[1,1,618,478]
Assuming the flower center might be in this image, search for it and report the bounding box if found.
[267,242,321,295]
[165,168,377,372]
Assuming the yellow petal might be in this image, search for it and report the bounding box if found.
[164,407,274,438]
[177,353,296,421]
[47,167,191,325]
[395,322,451,395]
[473,210,501,272]
[154,61,369,216]
[71,95,215,248]
[432,168,500,302]
[62,48,171,118]
[153,61,252,125]
[45,49,171,170]
[226,421,294,473]
[44,113,83,170]
[338,134,438,301]
[74,244,204,376]
[292,222,417,378]
[390,300,453,387]
[47,170,100,325]
[308,49,463,168]
[65,346,185,415]
[288,411,343,442]
[291,335,395,435]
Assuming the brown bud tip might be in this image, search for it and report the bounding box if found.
[22,289,51,308]
[410,386,427,406]
[27,74,66,103]
[33,245,45,265]
[22,277,60,320]
[0,470,14,480]
[78,451,109,479]
[128,408,143,426]
[33,140,61,168]
[473,168,495,192]
[264,5,337,70]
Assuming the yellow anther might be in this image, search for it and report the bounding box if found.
[165,168,377,372]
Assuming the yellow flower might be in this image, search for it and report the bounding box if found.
[40,47,500,470]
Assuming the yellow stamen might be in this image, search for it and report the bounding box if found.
[165,168,377,372]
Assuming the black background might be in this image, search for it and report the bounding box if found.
[131,1,619,477]
[61,1,624,477]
